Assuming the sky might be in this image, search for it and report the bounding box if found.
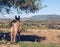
[0,0,60,18]
[37,0,60,15]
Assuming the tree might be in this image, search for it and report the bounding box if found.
[0,0,45,14]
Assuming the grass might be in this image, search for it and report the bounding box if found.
[0,40,60,47]
[17,42,60,47]
[0,20,60,47]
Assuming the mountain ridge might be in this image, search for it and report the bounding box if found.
[29,14,60,21]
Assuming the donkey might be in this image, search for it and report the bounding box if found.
[10,15,22,42]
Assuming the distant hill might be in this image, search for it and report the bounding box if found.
[29,14,60,21]
[0,14,60,21]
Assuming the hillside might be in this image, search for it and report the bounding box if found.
[0,14,60,21]
[29,14,60,21]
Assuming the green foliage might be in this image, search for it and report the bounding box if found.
[0,20,60,30]
[0,0,44,13]
[21,23,27,32]
[0,21,10,28]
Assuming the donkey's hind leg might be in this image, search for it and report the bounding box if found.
[14,33,17,42]
[11,33,13,42]
[13,29,17,42]
[10,27,14,43]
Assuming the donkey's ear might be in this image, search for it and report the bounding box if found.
[18,16,20,18]
[18,16,20,20]
[15,15,18,19]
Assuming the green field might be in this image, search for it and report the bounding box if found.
[18,42,60,47]
[0,42,60,47]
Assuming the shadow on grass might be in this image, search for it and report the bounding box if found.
[0,32,46,42]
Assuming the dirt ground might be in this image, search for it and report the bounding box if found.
[0,44,19,47]
[23,29,60,44]
[0,29,60,47]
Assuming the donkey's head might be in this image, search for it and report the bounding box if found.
[15,15,20,21]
